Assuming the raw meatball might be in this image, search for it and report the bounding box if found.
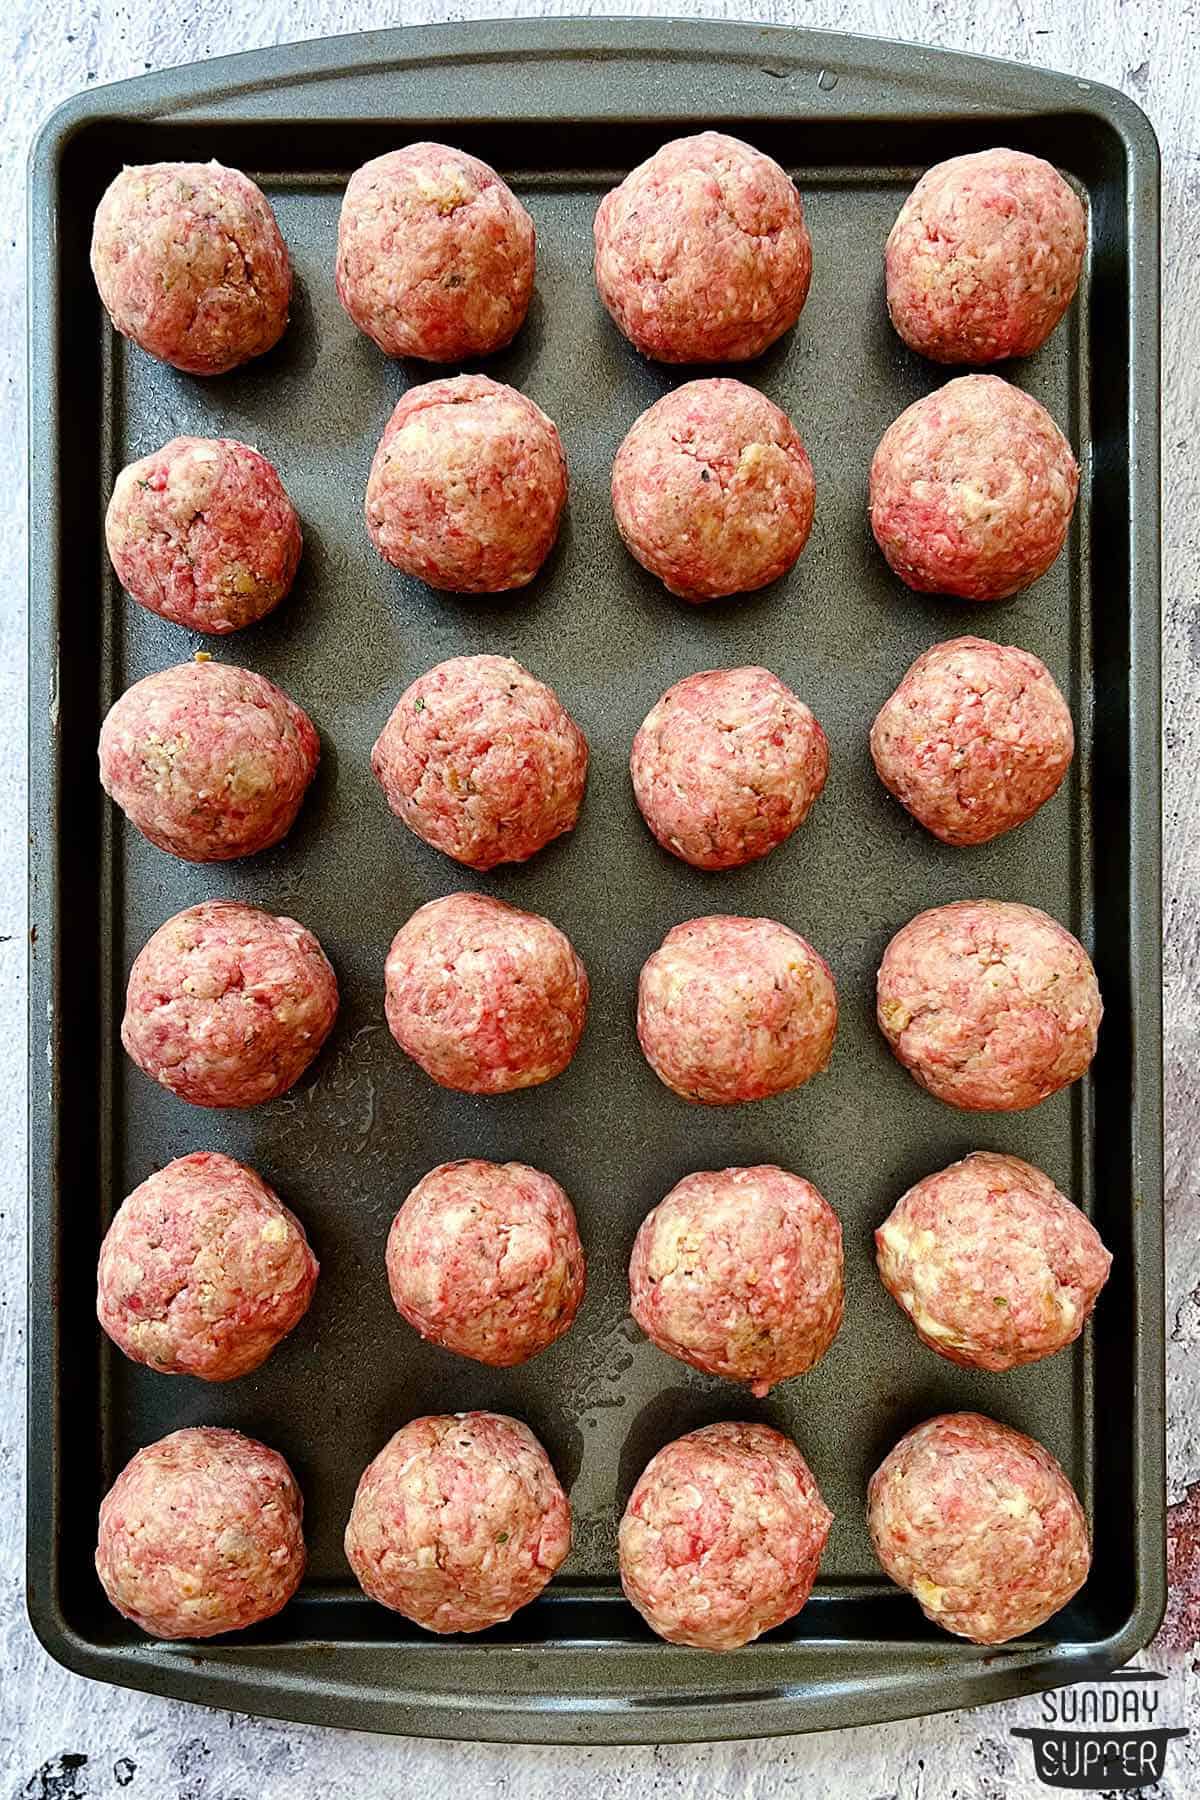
[630,1166,843,1394]
[886,149,1086,365]
[875,1151,1111,1371]
[385,893,587,1093]
[99,660,319,862]
[95,1426,305,1639]
[619,1422,831,1649]
[387,1160,584,1365]
[611,381,815,601]
[365,375,567,593]
[869,375,1078,601]
[122,901,339,1108]
[336,143,535,361]
[97,1151,318,1380]
[594,132,812,363]
[91,162,290,375]
[371,655,587,870]
[638,915,836,1105]
[876,899,1101,1111]
[105,436,302,635]
[867,1412,1090,1642]
[631,666,827,868]
[870,636,1074,846]
[344,1413,570,1633]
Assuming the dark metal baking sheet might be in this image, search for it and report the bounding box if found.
[26,17,1163,1744]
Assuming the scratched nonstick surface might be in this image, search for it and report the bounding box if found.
[28,19,1162,1743]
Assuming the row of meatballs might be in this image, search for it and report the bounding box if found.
[96,1407,1092,1654]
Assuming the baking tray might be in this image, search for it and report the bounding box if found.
[26,17,1163,1744]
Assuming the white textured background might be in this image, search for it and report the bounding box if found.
[3,2,1197,1796]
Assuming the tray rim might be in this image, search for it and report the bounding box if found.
[26,14,1164,1745]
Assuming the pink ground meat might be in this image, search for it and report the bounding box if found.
[371,654,587,870]
[387,1159,584,1365]
[870,636,1074,846]
[96,1426,305,1639]
[631,666,827,868]
[875,1151,1111,1371]
[594,132,812,363]
[611,380,814,601]
[869,374,1078,601]
[619,1421,832,1650]
[638,915,837,1105]
[867,1411,1091,1642]
[336,142,535,361]
[344,1412,570,1633]
[122,901,339,1108]
[91,162,291,375]
[877,899,1101,1112]
[365,375,567,593]
[98,660,319,862]
[105,436,302,635]
[384,892,588,1094]
[630,1166,843,1394]
[886,149,1086,365]
[97,1151,318,1380]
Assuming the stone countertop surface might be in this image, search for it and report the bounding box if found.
[2,1,1196,1795]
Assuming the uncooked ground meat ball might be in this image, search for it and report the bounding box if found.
[336,143,535,361]
[122,901,339,1108]
[91,162,290,375]
[869,375,1078,601]
[638,915,837,1105]
[105,437,302,634]
[870,636,1074,846]
[371,655,587,870]
[619,1422,831,1650]
[99,660,319,862]
[886,149,1086,365]
[95,1427,305,1639]
[631,666,827,868]
[344,1413,570,1633]
[97,1152,318,1380]
[594,132,812,363]
[385,892,588,1093]
[868,1412,1091,1642]
[387,1159,585,1365]
[365,376,567,593]
[611,381,814,601]
[630,1166,843,1394]
[876,899,1102,1111]
[875,1151,1111,1371]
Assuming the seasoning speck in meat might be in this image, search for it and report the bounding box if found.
[97,1151,318,1380]
[868,1411,1091,1642]
[619,1421,832,1649]
[869,375,1078,602]
[371,655,587,870]
[344,1412,570,1633]
[121,901,339,1108]
[631,666,827,869]
[875,1151,1111,1370]
[876,899,1101,1111]
[630,1166,843,1394]
[594,132,812,363]
[638,915,836,1104]
[387,1159,585,1365]
[105,436,302,635]
[90,162,291,375]
[95,1426,306,1639]
[99,660,319,862]
[336,143,535,361]
[385,892,588,1094]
